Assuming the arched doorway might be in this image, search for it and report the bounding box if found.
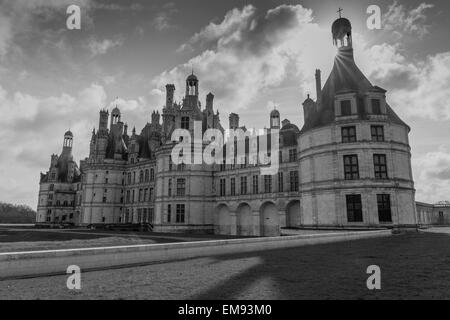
[214,204,231,235]
[286,200,300,228]
[260,202,280,237]
[237,203,252,236]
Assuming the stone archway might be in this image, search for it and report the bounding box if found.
[214,204,231,235]
[260,201,280,237]
[237,203,253,236]
[286,200,301,228]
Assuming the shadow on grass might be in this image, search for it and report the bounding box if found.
[191,233,450,300]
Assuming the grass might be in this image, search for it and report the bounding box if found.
[0,232,449,299]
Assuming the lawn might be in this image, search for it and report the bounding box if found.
[0,231,449,299]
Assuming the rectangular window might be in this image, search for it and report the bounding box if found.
[149,208,154,223]
[219,178,226,196]
[176,204,185,223]
[279,151,283,164]
[371,125,384,142]
[168,179,172,197]
[344,155,359,180]
[373,154,388,179]
[150,188,154,201]
[144,188,148,202]
[290,171,299,192]
[377,194,392,222]
[150,169,155,181]
[167,204,171,223]
[371,99,381,114]
[240,176,247,195]
[139,189,143,202]
[252,175,259,194]
[346,195,363,222]
[231,178,236,196]
[176,179,186,196]
[264,175,272,193]
[342,126,357,143]
[341,100,352,116]
[181,117,190,130]
[278,172,284,192]
[289,149,297,162]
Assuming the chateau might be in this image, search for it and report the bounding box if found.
[36,16,419,236]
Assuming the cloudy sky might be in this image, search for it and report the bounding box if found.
[0,0,449,208]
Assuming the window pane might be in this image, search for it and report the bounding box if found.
[341,100,352,116]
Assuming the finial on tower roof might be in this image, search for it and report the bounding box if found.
[337,7,343,18]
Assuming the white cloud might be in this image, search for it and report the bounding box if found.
[383,1,435,38]
[385,52,450,120]
[0,83,107,207]
[153,5,334,114]
[152,2,178,31]
[413,149,450,203]
[87,38,124,57]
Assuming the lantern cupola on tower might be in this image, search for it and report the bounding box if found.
[332,8,352,49]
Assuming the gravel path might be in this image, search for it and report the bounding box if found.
[1,232,449,299]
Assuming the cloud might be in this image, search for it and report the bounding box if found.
[0,13,13,58]
[153,5,334,114]
[152,2,178,31]
[413,149,450,203]
[177,5,256,52]
[0,83,106,206]
[383,1,435,38]
[386,52,450,120]
[352,40,450,121]
[86,38,124,57]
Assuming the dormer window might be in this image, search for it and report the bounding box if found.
[371,99,381,114]
[341,100,352,116]
[181,117,189,130]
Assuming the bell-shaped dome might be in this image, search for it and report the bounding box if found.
[112,106,121,115]
[64,130,73,137]
[332,17,352,46]
[270,109,280,117]
[187,73,198,82]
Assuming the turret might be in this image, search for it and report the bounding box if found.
[302,94,315,124]
[206,92,214,110]
[270,108,280,129]
[332,9,352,49]
[110,107,121,129]
[63,130,73,149]
[151,111,160,124]
[229,113,239,130]
[166,84,175,108]
[98,109,109,133]
[186,72,199,97]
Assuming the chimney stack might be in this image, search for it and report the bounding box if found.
[315,69,322,106]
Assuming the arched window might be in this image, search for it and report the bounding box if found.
[145,169,149,182]
[139,170,144,183]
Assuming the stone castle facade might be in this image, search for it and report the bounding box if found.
[37,17,418,236]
